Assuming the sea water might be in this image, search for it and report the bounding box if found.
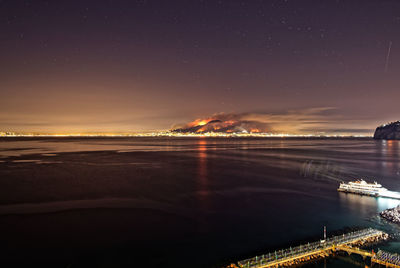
[0,137,399,267]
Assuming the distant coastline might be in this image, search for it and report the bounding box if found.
[0,131,371,138]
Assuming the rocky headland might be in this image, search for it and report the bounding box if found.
[374,121,400,140]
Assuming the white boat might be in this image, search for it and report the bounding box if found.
[338,179,387,197]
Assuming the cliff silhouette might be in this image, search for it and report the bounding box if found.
[374,121,400,140]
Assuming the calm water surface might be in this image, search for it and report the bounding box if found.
[0,137,400,267]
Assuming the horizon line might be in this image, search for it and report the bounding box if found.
[0,131,372,138]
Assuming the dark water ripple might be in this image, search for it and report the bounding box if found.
[0,137,400,267]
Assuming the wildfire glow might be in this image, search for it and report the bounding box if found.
[174,115,268,134]
[188,119,213,127]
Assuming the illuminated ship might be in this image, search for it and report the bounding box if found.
[338,179,387,197]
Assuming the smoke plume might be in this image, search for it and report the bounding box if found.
[171,108,374,135]
[172,113,271,133]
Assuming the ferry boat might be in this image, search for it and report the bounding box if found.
[338,179,387,197]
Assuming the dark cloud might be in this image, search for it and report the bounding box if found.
[299,128,373,134]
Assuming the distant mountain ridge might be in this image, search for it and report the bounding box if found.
[374,121,400,140]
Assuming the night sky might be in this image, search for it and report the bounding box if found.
[1,0,399,134]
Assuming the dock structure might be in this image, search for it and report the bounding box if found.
[234,228,388,268]
[372,250,400,267]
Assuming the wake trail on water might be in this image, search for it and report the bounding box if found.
[300,159,356,183]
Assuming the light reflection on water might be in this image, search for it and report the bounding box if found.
[196,138,210,216]
[338,192,380,215]
[377,197,400,212]
[339,192,400,217]
[1,137,400,267]
[376,139,400,178]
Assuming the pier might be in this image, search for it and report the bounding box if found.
[372,250,400,267]
[233,228,391,267]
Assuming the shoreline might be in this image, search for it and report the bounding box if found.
[380,206,400,224]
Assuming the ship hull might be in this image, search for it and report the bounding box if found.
[337,188,379,197]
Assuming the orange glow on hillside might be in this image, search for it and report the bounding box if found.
[188,118,213,127]
[196,126,207,132]
[197,120,210,126]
